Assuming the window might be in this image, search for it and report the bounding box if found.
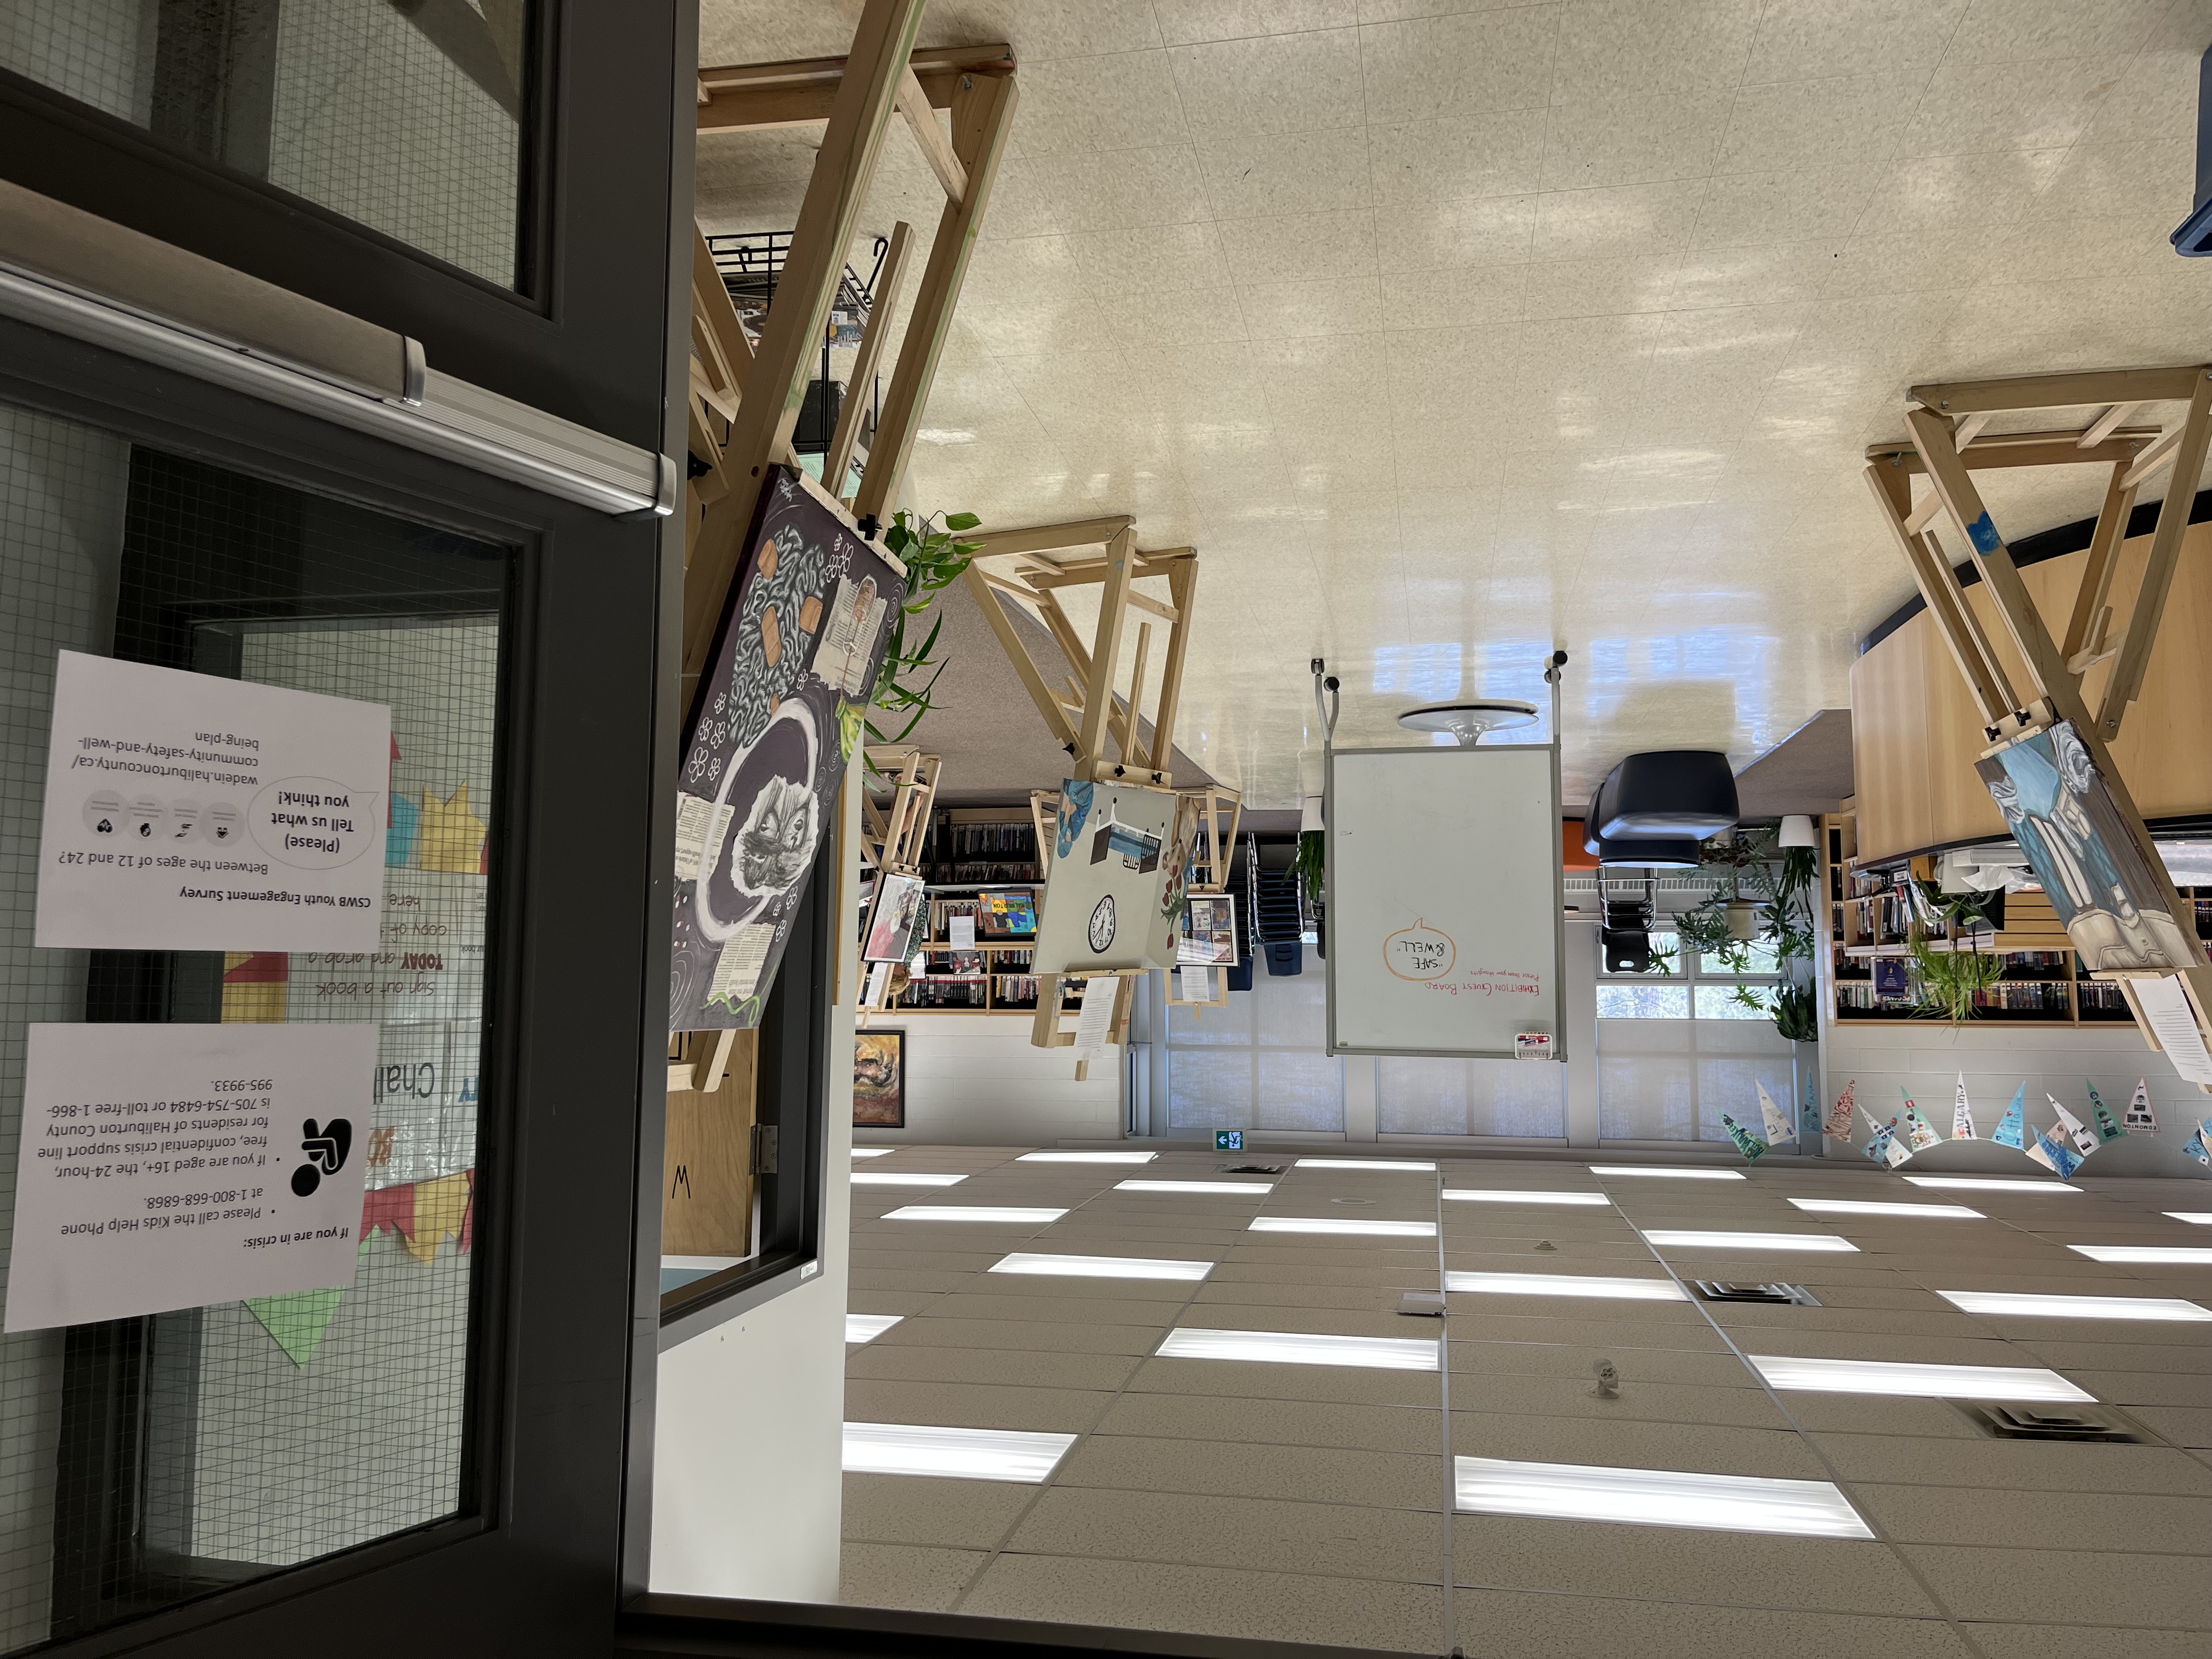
[1166,948,1343,1134]
[1596,923,1797,1142]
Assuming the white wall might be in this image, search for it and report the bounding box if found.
[648,787,859,1602]
[1823,1018,2206,1152]
[854,1014,1121,1146]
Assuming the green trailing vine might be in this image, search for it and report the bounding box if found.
[1904,879,2006,1024]
[1293,829,1325,904]
[859,509,982,766]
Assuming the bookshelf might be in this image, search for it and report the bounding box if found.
[879,883,1088,1015]
[1821,810,2208,1028]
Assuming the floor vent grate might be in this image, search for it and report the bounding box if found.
[1217,1163,1283,1174]
[1691,1280,1820,1306]
[1957,1402,2149,1443]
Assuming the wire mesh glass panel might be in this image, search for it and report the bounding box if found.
[0,0,529,287]
[0,415,506,1649]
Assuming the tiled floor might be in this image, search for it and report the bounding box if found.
[838,1146,2212,1657]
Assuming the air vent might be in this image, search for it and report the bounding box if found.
[1691,1280,1820,1306]
[1957,1402,2149,1443]
[1329,1197,1378,1206]
[1218,1163,1284,1175]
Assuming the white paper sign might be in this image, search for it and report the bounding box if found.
[948,914,977,950]
[1072,978,1118,1057]
[1178,965,1210,1002]
[35,652,390,952]
[4,1022,379,1332]
[2132,975,2212,1085]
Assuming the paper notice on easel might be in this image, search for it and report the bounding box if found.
[864,960,890,1007]
[2132,975,2212,1085]
[1178,965,1209,1002]
[708,924,776,1008]
[948,914,976,950]
[1072,979,1117,1056]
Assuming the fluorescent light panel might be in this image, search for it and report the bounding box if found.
[1295,1157,1436,1171]
[1454,1457,1872,1538]
[1588,1165,1744,1181]
[850,1148,893,1158]
[845,1313,902,1344]
[1748,1353,2093,1401]
[990,1252,1212,1282]
[1444,1189,1611,1206]
[1901,1175,2078,1192]
[841,1421,1074,1482]
[1787,1198,1984,1220]
[1156,1327,1438,1371]
[2164,1212,2212,1225]
[2072,1245,2212,1263]
[881,1205,1066,1223]
[1249,1216,1437,1238]
[1938,1290,2212,1322]
[1646,1230,1858,1252]
[851,1172,967,1187]
[1016,1151,1156,1163]
[1117,1178,1274,1195]
[1447,1271,1686,1302]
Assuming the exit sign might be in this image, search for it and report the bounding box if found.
[1215,1130,1244,1150]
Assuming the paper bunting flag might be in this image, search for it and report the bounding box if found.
[1900,1090,1942,1151]
[1952,1073,1977,1139]
[360,1169,476,1264]
[245,1285,347,1367]
[2027,1129,2084,1178]
[1993,1085,2027,1149]
[2185,1128,2211,1168]
[2123,1080,2158,1133]
[1757,1081,1796,1146]
[2050,1097,2099,1156]
[1862,1112,1910,1167]
[1801,1078,1822,1141]
[1824,1079,1858,1139]
[2086,1082,2126,1142]
[1721,1111,1769,1163]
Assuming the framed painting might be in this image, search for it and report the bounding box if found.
[853,1029,905,1128]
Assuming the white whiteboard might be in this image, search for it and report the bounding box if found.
[1325,744,1564,1059]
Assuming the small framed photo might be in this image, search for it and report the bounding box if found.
[854,1029,905,1127]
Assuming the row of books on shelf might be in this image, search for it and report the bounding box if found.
[930,860,1043,884]
[1835,978,2135,1019]
[916,950,1031,978]
[888,975,1078,1011]
[925,822,1038,860]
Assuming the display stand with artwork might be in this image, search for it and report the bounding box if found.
[1866,363,2212,1086]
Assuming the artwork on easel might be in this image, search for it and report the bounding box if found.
[670,467,906,1032]
[1031,778,1185,974]
[864,871,927,962]
[1976,721,2195,970]
[853,1029,904,1128]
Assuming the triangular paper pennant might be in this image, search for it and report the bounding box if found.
[2028,1130,2084,1178]
[244,1286,346,1367]
[2184,1128,2211,1168]
[1993,1085,2027,1149]
[1757,1081,1796,1146]
[1899,1090,1942,1151]
[2123,1080,2158,1133]
[2050,1097,2099,1156]
[1952,1073,1977,1139]
[1720,1111,1769,1163]
[2086,1082,2126,1142]
[1824,1080,1858,1140]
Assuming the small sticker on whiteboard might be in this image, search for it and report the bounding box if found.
[1514,1032,1553,1060]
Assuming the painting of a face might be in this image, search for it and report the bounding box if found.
[736,776,818,895]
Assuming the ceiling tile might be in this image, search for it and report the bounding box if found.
[1376,194,1538,271]
[1166,27,1367,137]
[1896,57,2130,156]
[1023,146,1211,233]
[1667,243,1846,309]
[1714,74,1926,175]
[1533,178,1711,259]
[1550,0,1762,103]
[1692,166,1882,247]
[2028,140,2200,222]
[1853,148,2068,234]
[2080,40,2212,143]
[1238,275,1392,339]
[1015,51,1192,156]
[1540,93,1733,191]
[1379,265,1529,329]
[1153,0,1361,47]
[1939,0,2172,65]
[917,2,1164,59]
[1517,253,1682,319]
[1369,111,1547,205]
[1066,221,1237,297]
[1743,0,1971,85]
[1358,9,1560,125]
[1196,127,1374,218]
[1215,207,1383,284]
[1094,285,1251,348]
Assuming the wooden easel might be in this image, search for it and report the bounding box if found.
[1030,967,1144,1082]
[860,746,940,874]
[1865,364,2212,1082]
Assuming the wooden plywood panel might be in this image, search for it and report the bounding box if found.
[663,1030,758,1258]
[1854,520,2212,861]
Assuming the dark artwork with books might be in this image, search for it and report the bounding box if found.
[671,468,906,1031]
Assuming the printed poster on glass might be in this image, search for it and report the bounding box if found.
[671,468,906,1031]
